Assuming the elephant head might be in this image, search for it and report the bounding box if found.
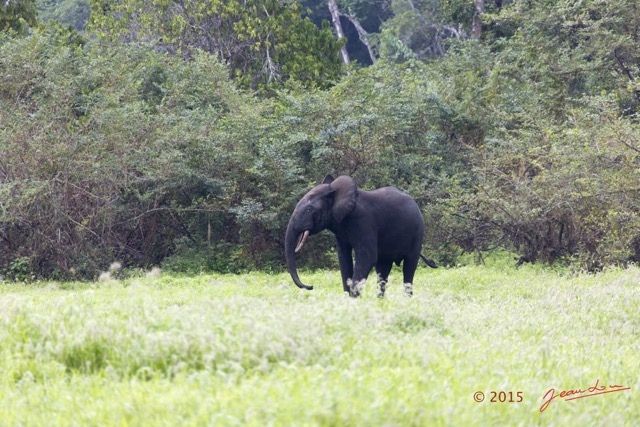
[285,175,357,290]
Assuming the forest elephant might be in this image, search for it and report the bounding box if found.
[285,175,437,298]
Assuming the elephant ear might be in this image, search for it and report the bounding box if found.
[330,175,357,223]
[322,174,335,184]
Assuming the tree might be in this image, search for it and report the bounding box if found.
[324,0,387,64]
[1,0,37,33]
[430,0,640,267]
[0,26,262,278]
[88,0,344,91]
[472,0,484,39]
[327,0,351,64]
[379,0,471,60]
[37,0,91,32]
[487,0,640,113]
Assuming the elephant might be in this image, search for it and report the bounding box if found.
[284,174,437,298]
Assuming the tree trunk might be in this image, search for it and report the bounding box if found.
[344,14,376,64]
[327,0,350,65]
[472,0,485,39]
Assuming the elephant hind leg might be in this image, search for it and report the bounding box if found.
[402,255,419,297]
[403,282,413,297]
[377,275,387,298]
[376,261,393,298]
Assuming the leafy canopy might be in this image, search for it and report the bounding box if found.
[1,0,37,33]
[88,0,344,91]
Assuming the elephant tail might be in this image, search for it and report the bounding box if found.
[420,255,438,268]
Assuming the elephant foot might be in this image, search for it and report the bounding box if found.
[347,278,366,298]
[377,276,387,298]
[403,282,413,297]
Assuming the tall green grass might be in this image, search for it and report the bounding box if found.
[1,262,638,426]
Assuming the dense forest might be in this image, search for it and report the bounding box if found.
[2,0,640,280]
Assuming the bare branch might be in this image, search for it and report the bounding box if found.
[327,0,350,65]
[343,14,376,64]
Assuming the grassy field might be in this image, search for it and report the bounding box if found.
[1,259,638,426]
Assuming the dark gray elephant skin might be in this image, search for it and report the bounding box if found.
[285,175,436,298]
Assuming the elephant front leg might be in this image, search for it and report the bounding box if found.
[347,245,376,298]
[336,239,353,294]
[347,278,367,297]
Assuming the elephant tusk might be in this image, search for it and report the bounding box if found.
[295,230,310,253]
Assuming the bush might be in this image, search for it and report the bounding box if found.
[0,27,256,278]
[4,2,640,278]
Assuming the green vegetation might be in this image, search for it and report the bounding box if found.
[37,0,90,32]
[88,0,344,91]
[3,3,637,424]
[2,1,640,279]
[1,264,638,425]
[1,0,37,33]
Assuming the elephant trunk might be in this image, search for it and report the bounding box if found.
[285,220,313,290]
